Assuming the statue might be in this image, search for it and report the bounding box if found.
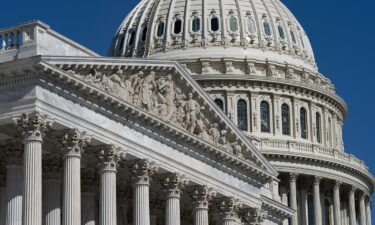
[209,123,220,145]
[140,71,156,111]
[184,92,204,133]
[124,71,144,104]
[157,74,175,119]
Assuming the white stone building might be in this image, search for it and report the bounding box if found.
[0,1,373,225]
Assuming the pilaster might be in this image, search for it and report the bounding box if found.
[289,173,298,225]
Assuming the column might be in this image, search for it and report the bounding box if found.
[81,168,96,225]
[43,154,62,225]
[365,198,371,225]
[13,113,53,225]
[333,181,341,225]
[191,185,216,225]
[0,167,6,225]
[4,140,23,225]
[280,186,289,225]
[217,197,242,225]
[348,187,356,225]
[131,159,158,225]
[313,176,322,225]
[97,145,126,225]
[289,173,298,225]
[161,173,188,225]
[359,194,366,225]
[60,130,91,225]
[300,188,308,225]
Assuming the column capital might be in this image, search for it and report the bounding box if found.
[240,208,267,225]
[313,176,322,185]
[191,185,216,209]
[349,186,357,194]
[42,154,62,180]
[81,168,96,192]
[289,173,298,183]
[161,173,189,197]
[13,112,54,142]
[97,145,126,171]
[130,159,159,185]
[0,139,23,165]
[59,129,91,157]
[216,197,243,219]
[333,181,342,190]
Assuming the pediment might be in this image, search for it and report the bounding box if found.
[1,56,278,185]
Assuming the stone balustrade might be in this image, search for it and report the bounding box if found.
[0,22,36,51]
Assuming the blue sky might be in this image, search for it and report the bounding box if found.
[1,0,373,205]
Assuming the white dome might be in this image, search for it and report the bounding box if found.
[110,0,316,71]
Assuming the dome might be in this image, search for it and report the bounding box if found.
[110,0,317,72]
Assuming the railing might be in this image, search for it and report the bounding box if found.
[258,138,369,173]
[0,23,36,51]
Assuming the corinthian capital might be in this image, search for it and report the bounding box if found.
[59,129,91,156]
[313,176,322,185]
[161,173,189,196]
[240,208,267,225]
[190,185,216,208]
[13,112,54,141]
[289,173,298,183]
[130,159,159,185]
[216,197,243,218]
[0,139,23,165]
[97,145,126,170]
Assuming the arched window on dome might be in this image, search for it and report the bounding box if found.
[214,99,224,111]
[263,21,272,36]
[141,26,148,42]
[229,16,239,32]
[156,22,165,38]
[247,18,256,33]
[278,25,285,40]
[174,19,182,34]
[290,29,297,44]
[316,112,322,143]
[211,17,220,32]
[261,101,270,133]
[237,100,248,131]
[307,195,315,225]
[282,104,290,135]
[128,30,136,46]
[300,107,308,139]
[192,17,201,32]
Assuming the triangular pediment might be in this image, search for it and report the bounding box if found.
[1,56,278,184]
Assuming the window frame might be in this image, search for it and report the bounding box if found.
[263,21,272,37]
[155,21,166,38]
[260,101,271,133]
[300,107,308,139]
[237,99,249,132]
[281,103,291,136]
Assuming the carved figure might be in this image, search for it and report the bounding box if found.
[140,71,156,111]
[209,123,220,145]
[124,71,143,104]
[218,130,233,153]
[157,74,175,119]
[184,93,204,133]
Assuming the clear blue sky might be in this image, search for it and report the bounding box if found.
[1,0,373,206]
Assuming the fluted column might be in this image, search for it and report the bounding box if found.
[365,198,371,225]
[289,173,298,225]
[3,140,23,225]
[131,160,159,225]
[60,130,91,225]
[0,167,7,225]
[348,187,356,225]
[359,194,366,225]
[191,186,216,225]
[313,176,322,225]
[13,113,53,225]
[217,197,242,225]
[161,173,188,225]
[82,168,96,225]
[97,145,126,225]
[333,181,341,225]
[42,154,62,225]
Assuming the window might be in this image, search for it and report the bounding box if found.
[307,195,315,225]
[282,104,290,135]
[128,31,135,46]
[192,17,200,32]
[229,17,238,32]
[300,108,308,139]
[118,36,125,52]
[278,25,285,40]
[214,99,224,111]
[157,22,165,37]
[237,100,248,131]
[211,17,220,32]
[141,26,148,41]
[290,29,297,44]
[263,21,271,36]
[261,101,270,133]
[174,19,182,34]
[316,112,321,143]
[248,18,256,33]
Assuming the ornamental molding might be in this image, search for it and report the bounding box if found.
[13,112,54,141]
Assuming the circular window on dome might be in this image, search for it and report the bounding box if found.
[247,18,256,34]
[263,21,272,36]
[156,22,165,38]
[174,19,182,35]
[211,17,220,32]
[229,16,239,32]
[278,25,285,40]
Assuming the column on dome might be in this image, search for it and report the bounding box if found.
[348,187,357,225]
[60,130,91,225]
[13,113,53,225]
[300,187,308,225]
[97,145,126,225]
[359,194,366,225]
[161,173,189,225]
[0,167,6,225]
[365,197,372,225]
[217,197,242,225]
[81,168,96,225]
[313,176,322,225]
[3,140,23,225]
[191,185,216,225]
[42,154,63,225]
[333,181,341,225]
[289,173,298,225]
[130,159,158,225]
